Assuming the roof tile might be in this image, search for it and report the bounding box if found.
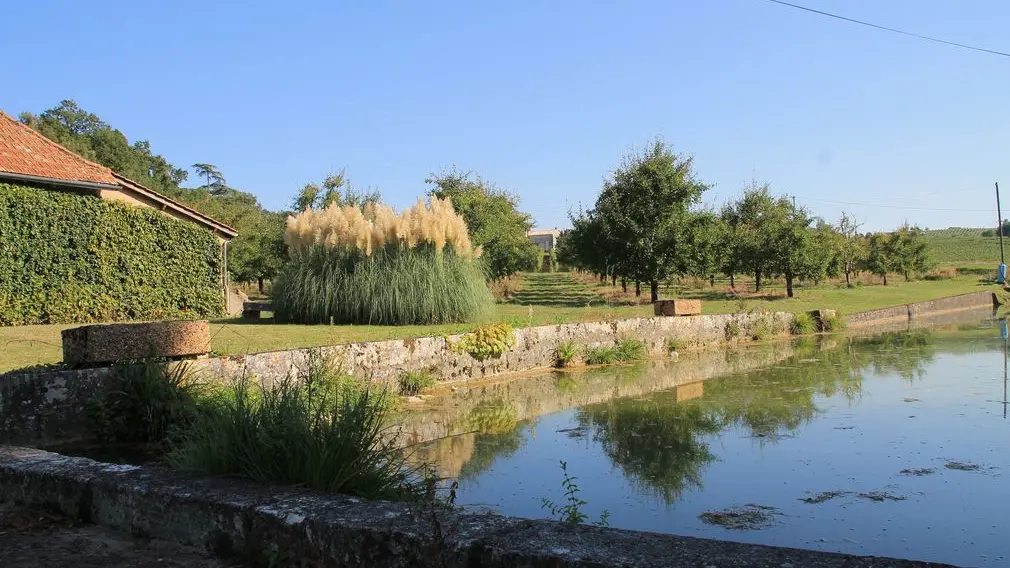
[0,111,117,185]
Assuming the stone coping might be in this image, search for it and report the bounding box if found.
[0,446,959,568]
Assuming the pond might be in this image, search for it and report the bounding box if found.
[409,320,1010,567]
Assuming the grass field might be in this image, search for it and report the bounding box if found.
[0,272,996,373]
[922,228,1005,266]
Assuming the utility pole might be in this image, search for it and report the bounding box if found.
[997,183,1007,283]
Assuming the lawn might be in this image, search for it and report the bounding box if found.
[0,272,996,373]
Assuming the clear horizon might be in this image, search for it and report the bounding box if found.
[4,0,1008,232]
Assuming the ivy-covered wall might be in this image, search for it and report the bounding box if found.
[0,183,223,325]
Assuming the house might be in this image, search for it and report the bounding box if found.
[527,228,561,252]
[0,111,241,321]
[527,228,562,272]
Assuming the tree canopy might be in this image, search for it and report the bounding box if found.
[427,169,541,281]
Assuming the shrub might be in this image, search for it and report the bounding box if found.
[555,340,579,368]
[665,338,683,354]
[583,346,618,365]
[790,313,816,335]
[272,244,494,325]
[724,320,742,341]
[453,323,516,360]
[167,360,425,500]
[615,339,646,361]
[749,318,772,341]
[584,339,645,366]
[0,183,223,325]
[86,360,202,446]
[399,370,437,395]
[821,312,846,332]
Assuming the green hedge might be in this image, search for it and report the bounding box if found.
[0,183,223,325]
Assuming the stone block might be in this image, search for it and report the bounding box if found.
[654,299,702,317]
[62,320,210,365]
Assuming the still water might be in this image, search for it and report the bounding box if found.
[411,325,1010,567]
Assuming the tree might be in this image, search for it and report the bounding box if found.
[890,224,930,282]
[427,169,540,281]
[770,203,827,298]
[834,212,864,286]
[593,140,710,302]
[291,172,380,212]
[192,163,227,194]
[723,183,783,293]
[864,232,894,285]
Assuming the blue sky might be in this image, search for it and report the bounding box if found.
[3,0,1008,231]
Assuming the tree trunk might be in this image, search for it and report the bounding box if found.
[709,275,715,287]
[729,273,735,289]
[258,278,264,294]
[635,281,641,297]
[904,270,910,282]
[621,278,627,293]
[612,274,617,287]
[883,273,888,286]
[650,280,659,303]
[754,270,762,292]
[785,273,794,298]
[844,269,851,286]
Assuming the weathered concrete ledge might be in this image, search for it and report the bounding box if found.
[0,446,960,567]
[62,319,211,365]
[846,290,995,329]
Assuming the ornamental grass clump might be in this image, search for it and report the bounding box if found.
[273,197,494,325]
[166,358,427,500]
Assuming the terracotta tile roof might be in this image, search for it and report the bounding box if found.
[0,111,118,186]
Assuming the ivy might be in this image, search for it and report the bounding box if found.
[452,323,516,361]
[0,183,223,325]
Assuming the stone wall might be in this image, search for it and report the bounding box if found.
[0,312,793,446]
[0,445,957,568]
[845,290,995,329]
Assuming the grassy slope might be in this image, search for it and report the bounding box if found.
[0,272,995,373]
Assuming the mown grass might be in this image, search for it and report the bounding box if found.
[0,273,995,373]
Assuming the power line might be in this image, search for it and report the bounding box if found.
[760,0,1010,58]
[798,196,991,212]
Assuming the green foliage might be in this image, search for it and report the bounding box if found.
[427,169,540,281]
[453,323,516,361]
[790,313,816,335]
[562,139,714,302]
[86,361,202,446]
[584,346,619,365]
[820,312,846,332]
[465,398,519,434]
[540,460,610,526]
[272,244,494,325]
[21,100,287,286]
[167,359,426,500]
[749,317,772,341]
[615,338,646,360]
[20,100,188,198]
[724,319,742,341]
[665,337,683,354]
[584,339,645,365]
[555,340,579,368]
[0,184,223,325]
[863,225,931,284]
[399,370,438,395]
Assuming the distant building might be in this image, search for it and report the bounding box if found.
[527,228,561,251]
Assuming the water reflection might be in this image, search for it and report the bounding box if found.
[407,314,1010,566]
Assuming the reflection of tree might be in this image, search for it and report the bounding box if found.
[459,429,525,480]
[861,330,935,381]
[578,399,720,504]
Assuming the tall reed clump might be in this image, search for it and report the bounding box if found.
[272,198,494,325]
[166,358,427,500]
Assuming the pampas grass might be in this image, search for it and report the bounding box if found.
[275,196,493,325]
[273,244,494,325]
